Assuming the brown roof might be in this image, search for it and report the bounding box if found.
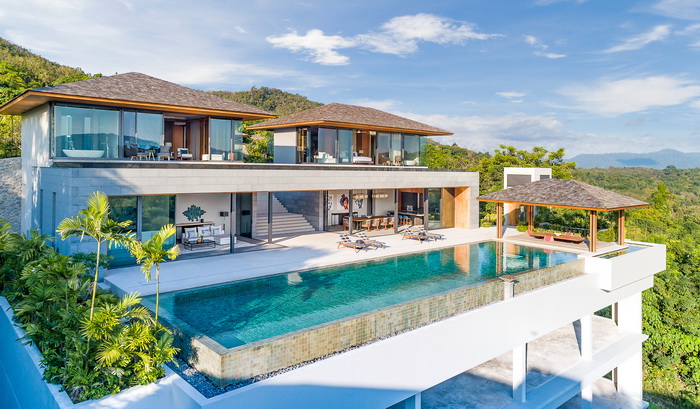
[477,178,648,211]
[0,72,275,119]
[247,103,452,135]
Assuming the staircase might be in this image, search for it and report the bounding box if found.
[254,193,316,238]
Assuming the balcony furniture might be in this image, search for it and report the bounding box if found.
[355,232,386,249]
[360,219,372,231]
[387,217,396,229]
[177,148,193,160]
[183,238,215,251]
[379,217,389,230]
[343,218,349,231]
[394,156,404,166]
[337,234,367,252]
[125,144,139,159]
[177,221,215,240]
[371,218,381,231]
[157,145,172,160]
[404,158,419,166]
[527,230,555,240]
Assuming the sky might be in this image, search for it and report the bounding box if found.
[1,0,699,157]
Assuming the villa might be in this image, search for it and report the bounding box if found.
[0,73,666,409]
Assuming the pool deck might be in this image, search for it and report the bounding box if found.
[105,227,619,296]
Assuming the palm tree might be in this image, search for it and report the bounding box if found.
[57,191,134,320]
[129,224,179,322]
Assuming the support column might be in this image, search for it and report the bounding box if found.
[588,210,598,252]
[403,392,421,409]
[614,293,643,400]
[581,386,593,409]
[526,205,535,231]
[394,189,399,234]
[423,188,429,228]
[496,203,504,239]
[513,344,527,402]
[577,312,593,407]
[229,193,236,254]
[267,192,273,244]
[617,210,625,245]
[348,190,354,235]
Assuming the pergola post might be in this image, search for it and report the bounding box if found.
[526,205,534,231]
[617,210,625,246]
[589,210,598,252]
[496,203,504,239]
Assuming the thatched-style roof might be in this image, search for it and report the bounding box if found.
[247,103,452,135]
[0,72,275,120]
[477,178,648,211]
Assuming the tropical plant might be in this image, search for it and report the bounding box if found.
[56,191,134,320]
[129,224,179,322]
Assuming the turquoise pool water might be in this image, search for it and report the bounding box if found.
[148,241,577,349]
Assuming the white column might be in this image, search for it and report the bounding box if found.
[513,344,527,402]
[615,293,643,400]
[403,392,421,409]
[578,315,593,409]
[581,386,593,409]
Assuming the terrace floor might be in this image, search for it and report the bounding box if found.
[105,226,621,297]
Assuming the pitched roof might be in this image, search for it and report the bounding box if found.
[247,103,452,135]
[477,178,648,211]
[0,72,274,119]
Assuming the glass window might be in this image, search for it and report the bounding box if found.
[141,195,175,244]
[296,127,308,163]
[53,105,120,158]
[233,120,243,161]
[337,129,352,164]
[136,112,163,151]
[403,134,420,166]
[108,196,137,267]
[210,118,232,159]
[391,133,403,165]
[122,111,137,158]
[317,128,337,163]
[376,132,391,165]
[428,188,442,229]
[419,135,427,166]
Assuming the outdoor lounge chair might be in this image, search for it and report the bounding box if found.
[418,227,445,240]
[355,232,386,249]
[553,232,586,244]
[337,234,367,252]
[402,228,430,243]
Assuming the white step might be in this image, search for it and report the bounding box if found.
[256,193,287,214]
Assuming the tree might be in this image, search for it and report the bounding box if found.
[128,224,179,323]
[56,191,134,320]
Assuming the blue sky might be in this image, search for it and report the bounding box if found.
[1,0,700,156]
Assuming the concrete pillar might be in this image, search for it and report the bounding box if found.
[513,344,527,402]
[614,293,643,400]
[267,192,273,243]
[500,275,517,299]
[423,188,429,228]
[348,189,354,235]
[578,315,593,360]
[402,392,421,409]
[580,385,593,409]
[229,193,236,254]
[394,189,399,234]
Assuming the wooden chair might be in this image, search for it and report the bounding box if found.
[360,219,372,231]
[371,218,381,231]
[387,217,396,230]
[342,218,349,232]
[379,217,389,230]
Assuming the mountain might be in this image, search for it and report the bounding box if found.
[208,87,323,116]
[569,149,700,169]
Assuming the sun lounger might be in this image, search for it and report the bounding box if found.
[553,232,586,244]
[418,227,445,240]
[355,232,386,249]
[402,228,430,243]
[337,234,367,252]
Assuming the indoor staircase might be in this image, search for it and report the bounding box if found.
[254,193,316,238]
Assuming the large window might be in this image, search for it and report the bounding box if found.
[404,134,420,166]
[122,111,164,159]
[316,128,337,163]
[337,129,353,164]
[209,118,243,161]
[53,106,120,158]
[376,132,391,165]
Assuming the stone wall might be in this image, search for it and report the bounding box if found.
[0,158,22,231]
[274,191,322,230]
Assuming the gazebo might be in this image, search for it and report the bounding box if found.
[477,178,648,252]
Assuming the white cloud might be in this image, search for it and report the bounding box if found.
[394,111,582,153]
[234,26,247,34]
[603,25,671,53]
[357,14,501,56]
[267,14,501,64]
[523,35,567,58]
[496,91,526,103]
[266,29,356,66]
[690,100,700,109]
[651,0,700,20]
[559,76,700,116]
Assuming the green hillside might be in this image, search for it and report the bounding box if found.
[209,87,323,116]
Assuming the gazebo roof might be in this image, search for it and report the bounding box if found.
[477,178,648,211]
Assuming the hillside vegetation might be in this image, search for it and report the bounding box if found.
[209,87,323,116]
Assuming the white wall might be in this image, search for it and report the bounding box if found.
[21,104,50,233]
[176,194,230,232]
[273,127,296,164]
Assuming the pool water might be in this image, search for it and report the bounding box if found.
[148,241,577,349]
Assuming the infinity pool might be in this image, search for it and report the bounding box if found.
[147,241,577,349]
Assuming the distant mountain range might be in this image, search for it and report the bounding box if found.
[569,149,700,169]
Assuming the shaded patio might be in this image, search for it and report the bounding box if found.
[477,178,648,252]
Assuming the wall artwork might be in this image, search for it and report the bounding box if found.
[354,199,363,209]
[327,194,334,210]
[339,194,349,210]
[183,204,206,222]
